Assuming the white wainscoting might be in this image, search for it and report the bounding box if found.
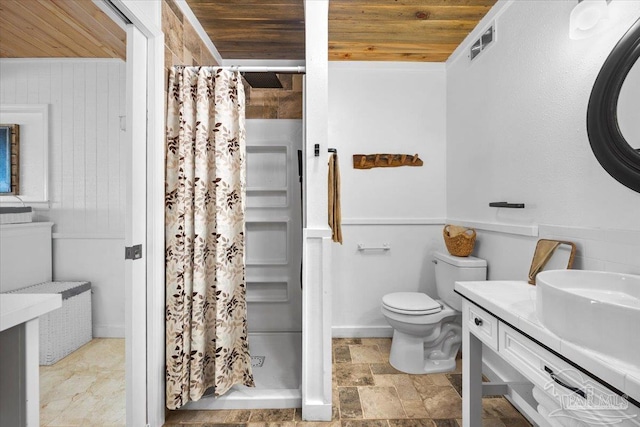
[469,224,640,282]
[331,220,640,338]
[331,222,447,338]
[52,236,124,338]
[0,59,127,336]
[0,59,126,236]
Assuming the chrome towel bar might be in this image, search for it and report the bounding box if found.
[357,243,391,251]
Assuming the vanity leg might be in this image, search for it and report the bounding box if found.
[24,319,40,427]
[0,319,40,427]
[462,329,483,427]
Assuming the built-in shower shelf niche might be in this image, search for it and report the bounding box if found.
[246,189,288,208]
[246,279,289,303]
[246,144,289,209]
[245,219,289,266]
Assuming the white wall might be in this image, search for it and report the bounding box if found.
[329,3,640,337]
[445,3,640,405]
[329,62,447,336]
[0,59,126,337]
[446,1,640,281]
[447,1,640,232]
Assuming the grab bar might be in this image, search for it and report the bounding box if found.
[357,243,391,251]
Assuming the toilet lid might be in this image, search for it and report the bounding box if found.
[382,292,442,315]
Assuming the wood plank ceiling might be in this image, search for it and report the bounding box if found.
[0,0,496,63]
[186,0,498,62]
[0,0,126,59]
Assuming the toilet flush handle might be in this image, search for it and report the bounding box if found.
[474,318,483,326]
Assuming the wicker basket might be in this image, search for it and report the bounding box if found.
[443,225,476,257]
[7,281,92,365]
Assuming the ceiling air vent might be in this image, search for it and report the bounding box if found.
[470,24,495,61]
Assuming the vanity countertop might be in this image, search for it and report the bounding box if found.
[454,280,640,404]
[0,293,61,332]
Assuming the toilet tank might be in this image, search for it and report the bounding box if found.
[434,251,487,311]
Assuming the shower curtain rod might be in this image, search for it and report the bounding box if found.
[220,66,306,73]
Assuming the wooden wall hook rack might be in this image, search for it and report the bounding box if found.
[353,153,423,169]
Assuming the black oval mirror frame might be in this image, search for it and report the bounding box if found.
[587,17,640,193]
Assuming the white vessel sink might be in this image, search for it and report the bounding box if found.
[536,270,640,368]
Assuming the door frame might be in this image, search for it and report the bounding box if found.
[100,1,166,425]
[124,24,147,426]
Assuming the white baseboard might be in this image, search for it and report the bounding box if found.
[93,325,125,338]
[332,326,393,338]
[302,402,332,422]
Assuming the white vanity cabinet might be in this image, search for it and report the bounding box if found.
[456,281,640,427]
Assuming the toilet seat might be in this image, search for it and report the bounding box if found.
[382,292,442,315]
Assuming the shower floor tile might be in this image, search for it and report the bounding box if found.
[165,338,533,426]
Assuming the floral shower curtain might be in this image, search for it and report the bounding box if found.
[165,66,254,410]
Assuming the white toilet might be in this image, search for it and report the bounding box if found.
[381,251,487,374]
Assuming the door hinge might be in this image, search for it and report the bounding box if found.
[125,244,143,260]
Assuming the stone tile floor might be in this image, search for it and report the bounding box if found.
[40,338,125,426]
[164,338,532,426]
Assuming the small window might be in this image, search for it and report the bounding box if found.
[0,124,19,195]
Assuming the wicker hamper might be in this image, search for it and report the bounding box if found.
[7,281,92,365]
[443,225,476,257]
